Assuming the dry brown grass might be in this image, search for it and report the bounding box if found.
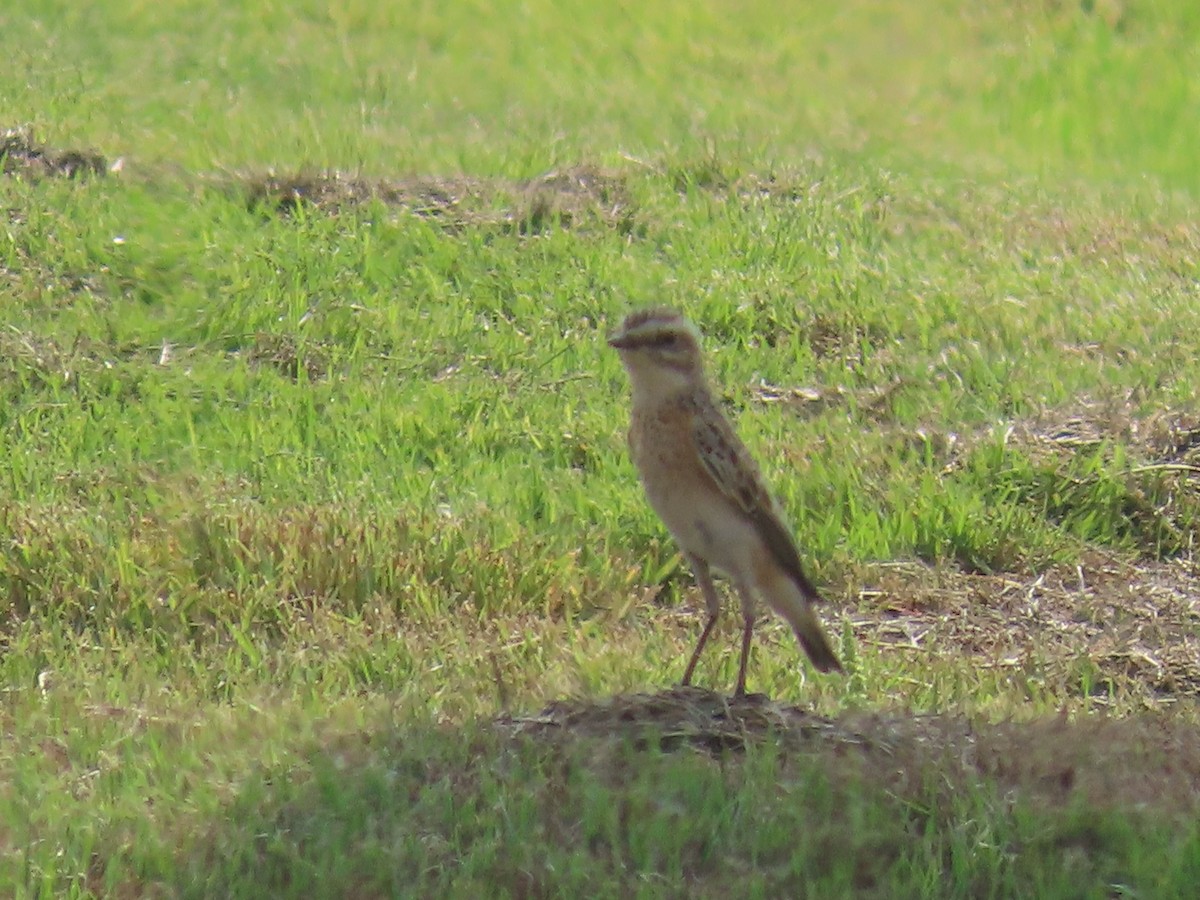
[1011,393,1200,470]
[851,557,1200,701]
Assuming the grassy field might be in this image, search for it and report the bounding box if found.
[3,0,1200,895]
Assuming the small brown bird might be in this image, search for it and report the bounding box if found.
[609,307,842,696]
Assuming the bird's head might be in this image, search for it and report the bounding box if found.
[608,307,705,400]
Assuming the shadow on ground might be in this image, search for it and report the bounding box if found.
[155,687,1200,896]
[498,685,1200,815]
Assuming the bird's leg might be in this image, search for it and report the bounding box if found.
[680,554,721,687]
[681,614,718,686]
[733,582,758,698]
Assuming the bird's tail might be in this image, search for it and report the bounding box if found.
[764,575,843,673]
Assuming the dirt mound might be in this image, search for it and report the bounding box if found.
[1,126,107,179]
[498,686,1200,815]
[497,685,867,754]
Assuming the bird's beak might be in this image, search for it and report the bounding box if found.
[607,331,632,349]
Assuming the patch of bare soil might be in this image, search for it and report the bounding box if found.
[244,332,329,382]
[1,126,107,180]
[1011,393,1200,470]
[498,685,1200,816]
[0,329,134,390]
[853,557,1200,700]
[241,164,634,233]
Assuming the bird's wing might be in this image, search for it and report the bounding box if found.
[690,393,824,603]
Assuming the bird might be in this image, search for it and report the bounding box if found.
[608,306,842,696]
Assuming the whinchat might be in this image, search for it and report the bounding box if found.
[609,307,842,696]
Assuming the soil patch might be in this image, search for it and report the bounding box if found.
[241,164,634,232]
[1,126,107,180]
[244,332,329,382]
[851,557,1200,701]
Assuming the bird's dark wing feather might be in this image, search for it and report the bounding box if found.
[689,393,824,603]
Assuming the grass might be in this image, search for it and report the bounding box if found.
[3,0,1200,895]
